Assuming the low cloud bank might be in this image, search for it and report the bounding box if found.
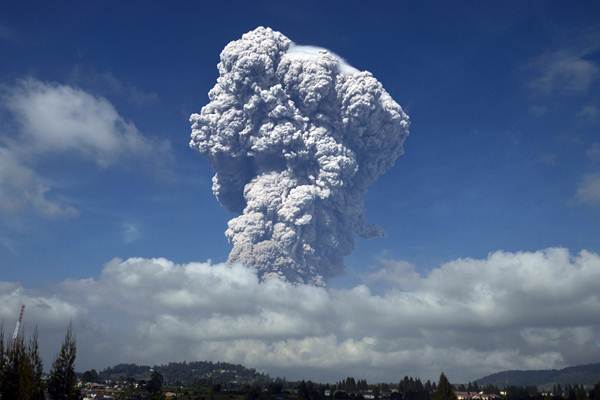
[2,248,599,382]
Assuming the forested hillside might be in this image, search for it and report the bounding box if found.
[99,361,270,385]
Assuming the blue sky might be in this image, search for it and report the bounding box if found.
[2,1,598,286]
[1,2,600,379]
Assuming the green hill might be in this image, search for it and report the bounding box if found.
[477,363,600,388]
[98,361,270,385]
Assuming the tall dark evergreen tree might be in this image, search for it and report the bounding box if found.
[81,369,99,383]
[298,380,321,400]
[28,328,45,400]
[1,333,36,400]
[506,386,533,400]
[433,373,457,400]
[47,326,79,400]
[425,380,433,393]
[299,381,310,400]
[0,326,5,392]
[146,369,164,396]
[592,382,600,400]
[568,387,577,400]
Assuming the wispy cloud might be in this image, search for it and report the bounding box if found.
[70,66,159,107]
[0,23,17,44]
[578,105,598,122]
[540,153,558,166]
[528,34,600,96]
[121,222,141,243]
[528,104,548,117]
[587,143,600,163]
[575,173,600,205]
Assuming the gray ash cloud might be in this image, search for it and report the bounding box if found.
[190,27,410,285]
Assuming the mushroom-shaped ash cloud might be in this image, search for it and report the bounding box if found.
[190,27,410,285]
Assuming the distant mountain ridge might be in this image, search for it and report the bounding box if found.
[477,363,600,388]
[98,361,270,385]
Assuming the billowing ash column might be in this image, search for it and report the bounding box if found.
[190,27,410,285]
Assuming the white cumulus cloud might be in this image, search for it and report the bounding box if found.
[4,79,164,167]
[3,248,600,382]
[0,79,171,219]
[0,146,77,217]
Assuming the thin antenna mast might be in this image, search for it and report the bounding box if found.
[11,304,25,342]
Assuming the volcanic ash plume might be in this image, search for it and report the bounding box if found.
[190,27,410,285]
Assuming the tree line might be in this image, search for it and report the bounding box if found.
[239,373,458,400]
[503,384,600,400]
[0,325,78,400]
[238,373,600,400]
